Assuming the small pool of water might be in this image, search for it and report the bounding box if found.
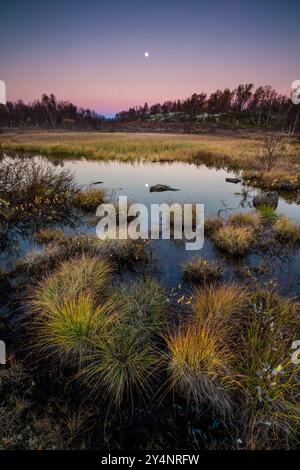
[2,155,300,296]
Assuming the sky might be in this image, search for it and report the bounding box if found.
[0,0,299,116]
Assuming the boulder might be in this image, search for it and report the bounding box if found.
[149,184,180,192]
[253,191,279,209]
[226,177,242,184]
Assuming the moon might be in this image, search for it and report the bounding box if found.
[144,52,149,58]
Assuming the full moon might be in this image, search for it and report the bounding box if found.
[144,52,149,58]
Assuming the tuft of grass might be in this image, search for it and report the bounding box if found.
[31,293,115,363]
[165,320,236,416]
[31,254,114,310]
[274,216,300,244]
[79,278,167,408]
[193,283,249,333]
[182,256,222,284]
[79,328,159,409]
[110,278,167,340]
[257,204,278,222]
[213,225,254,256]
[30,267,166,409]
[95,238,150,269]
[204,216,224,236]
[250,288,300,340]
[228,212,261,228]
[79,278,166,408]
[239,317,300,449]
[74,188,106,212]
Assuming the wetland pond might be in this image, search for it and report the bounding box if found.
[2,154,300,296]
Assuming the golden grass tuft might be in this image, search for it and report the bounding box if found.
[193,283,249,333]
[213,225,254,255]
[31,293,115,363]
[228,212,261,228]
[274,216,300,244]
[204,216,224,236]
[31,254,114,312]
[165,320,236,416]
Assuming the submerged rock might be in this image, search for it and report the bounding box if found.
[149,184,180,192]
[226,177,241,184]
[280,181,298,191]
[253,191,279,209]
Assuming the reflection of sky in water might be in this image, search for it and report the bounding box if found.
[49,157,300,221]
[3,156,300,296]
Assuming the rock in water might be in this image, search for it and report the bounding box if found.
[280,181,298,191]
[149,184,180,192]
[226,177,241,184]
[253,191,279,209]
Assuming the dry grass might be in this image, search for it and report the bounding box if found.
[240,317,300,449]
[228,212,261,229]
[31,293,115,363]
[165,319,236,417]
[274,216,300,244]
[182,256,222,284]
[2,131,300,190]
[204,216,224,236]
[74,188,106,212]
[193,283,249,330]
[244,168,300,190]
[213,225,255,256]
[0,130,259,164]
[31,254,114,310]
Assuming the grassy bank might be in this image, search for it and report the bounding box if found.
[1,130,300,190]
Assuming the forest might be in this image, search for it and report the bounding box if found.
[0,84,299,133]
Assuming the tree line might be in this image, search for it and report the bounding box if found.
[0,93,106,129]
[0,85,299,132]
[115,84,300,133]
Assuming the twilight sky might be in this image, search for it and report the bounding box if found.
[0,0,299,116]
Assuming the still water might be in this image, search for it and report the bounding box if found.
[3,155,300,295]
